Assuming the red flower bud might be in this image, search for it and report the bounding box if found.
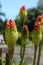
[20,6,27,20]
[20,6,26,11]
[37,15,43,23]
[34,22,41,30]
[6,20,16,29]
[37,16,42,22]
[22,25,28,34]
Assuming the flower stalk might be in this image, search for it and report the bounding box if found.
[37,40,42,65]
[33,46,37,65]
[5,46,14,65]
[0,48,2,65]
[19,45,26,65]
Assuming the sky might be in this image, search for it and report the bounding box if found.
[0,0,39,20]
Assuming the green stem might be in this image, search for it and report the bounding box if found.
[20,19,25,32]
[19,17,25,65]
[33,46,37,65]
[37,41,42,65]
[19,45,26,65]
[20,44,23,59]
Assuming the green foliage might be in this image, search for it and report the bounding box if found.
[0,19,6,31]
[17,37,22,45]
[15,18,21,31]
[25,8,43,32]
[38,0,43,9]
[0,12,5,17]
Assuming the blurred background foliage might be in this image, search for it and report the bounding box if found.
[0,0,43,41]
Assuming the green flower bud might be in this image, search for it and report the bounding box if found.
[32,21,42,46]
[32,30,42,46]
[21,25,29,45]
[20,6,27,20]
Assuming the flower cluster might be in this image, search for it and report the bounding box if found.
[5,5,43,65]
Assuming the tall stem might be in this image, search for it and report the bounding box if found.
[19,45,26,65]
[19,18,25,65]
[5,47,14,65]
[37,40,42,65]
[20,19,25,61]
[20,19,25,32]
[33,46,37,65]
[5,52,12,65]
[0,48,2,65]
[20,44,23,59]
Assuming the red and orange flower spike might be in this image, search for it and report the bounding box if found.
[5,19,18,47]
[37,15,43,23]
[6,20,16,29]
[32,21,42,46]
[20,5,27,20]
[20,6,26,11]
[5,19,18,65]
[34,21,41,30]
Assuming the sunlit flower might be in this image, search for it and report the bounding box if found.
[32,21,42,46]
[6,20,16,29]
[37,15,43,23]
[20,6,26,11]
[20,6,27,20]
[34,21,41,30]
[5,19,18,48]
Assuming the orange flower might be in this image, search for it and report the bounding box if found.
[6,20,16,29]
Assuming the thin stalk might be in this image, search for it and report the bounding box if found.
[5,52,12,65]
[37,41,42,65]
[5,47,14,65]
[5,53,9,65]
[19,18,25,65]
[33,46,37,65]
[19,45,26,65]
[0,48,2,65]
[20,18,25,62]
[20,44,23,59]
[0,59,2,65]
